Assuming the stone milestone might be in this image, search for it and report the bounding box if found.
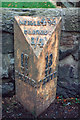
[14,16,61,116]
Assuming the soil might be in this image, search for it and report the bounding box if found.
[2,95,80,119]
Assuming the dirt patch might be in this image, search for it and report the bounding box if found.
[2,95,79,119]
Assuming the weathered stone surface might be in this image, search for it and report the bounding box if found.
[60,31,79,49]
[59,56,79,78]
[72,49,79,61]
[57,64,79,98]
[2,82,14,96]
[2,8,80,33]
[59,44,79,60]
[0,85,2,95]
[56,82,79,98]
[2,54,14,79]
[0,8,2,32]
[2,33,14,54]
[1,8,80,99]
[14,16,61,116]
[8,63,15,81]
[59,64,78,81]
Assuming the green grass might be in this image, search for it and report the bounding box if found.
[0,2,56,8]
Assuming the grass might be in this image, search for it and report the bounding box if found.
[0,2,56,8]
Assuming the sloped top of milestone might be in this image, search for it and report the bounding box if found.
[15,16,61,58]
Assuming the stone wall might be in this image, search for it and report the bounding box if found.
[57,1,80,7]
[1,8,80,98]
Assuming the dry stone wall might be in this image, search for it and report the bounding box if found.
[1,8,80,98]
